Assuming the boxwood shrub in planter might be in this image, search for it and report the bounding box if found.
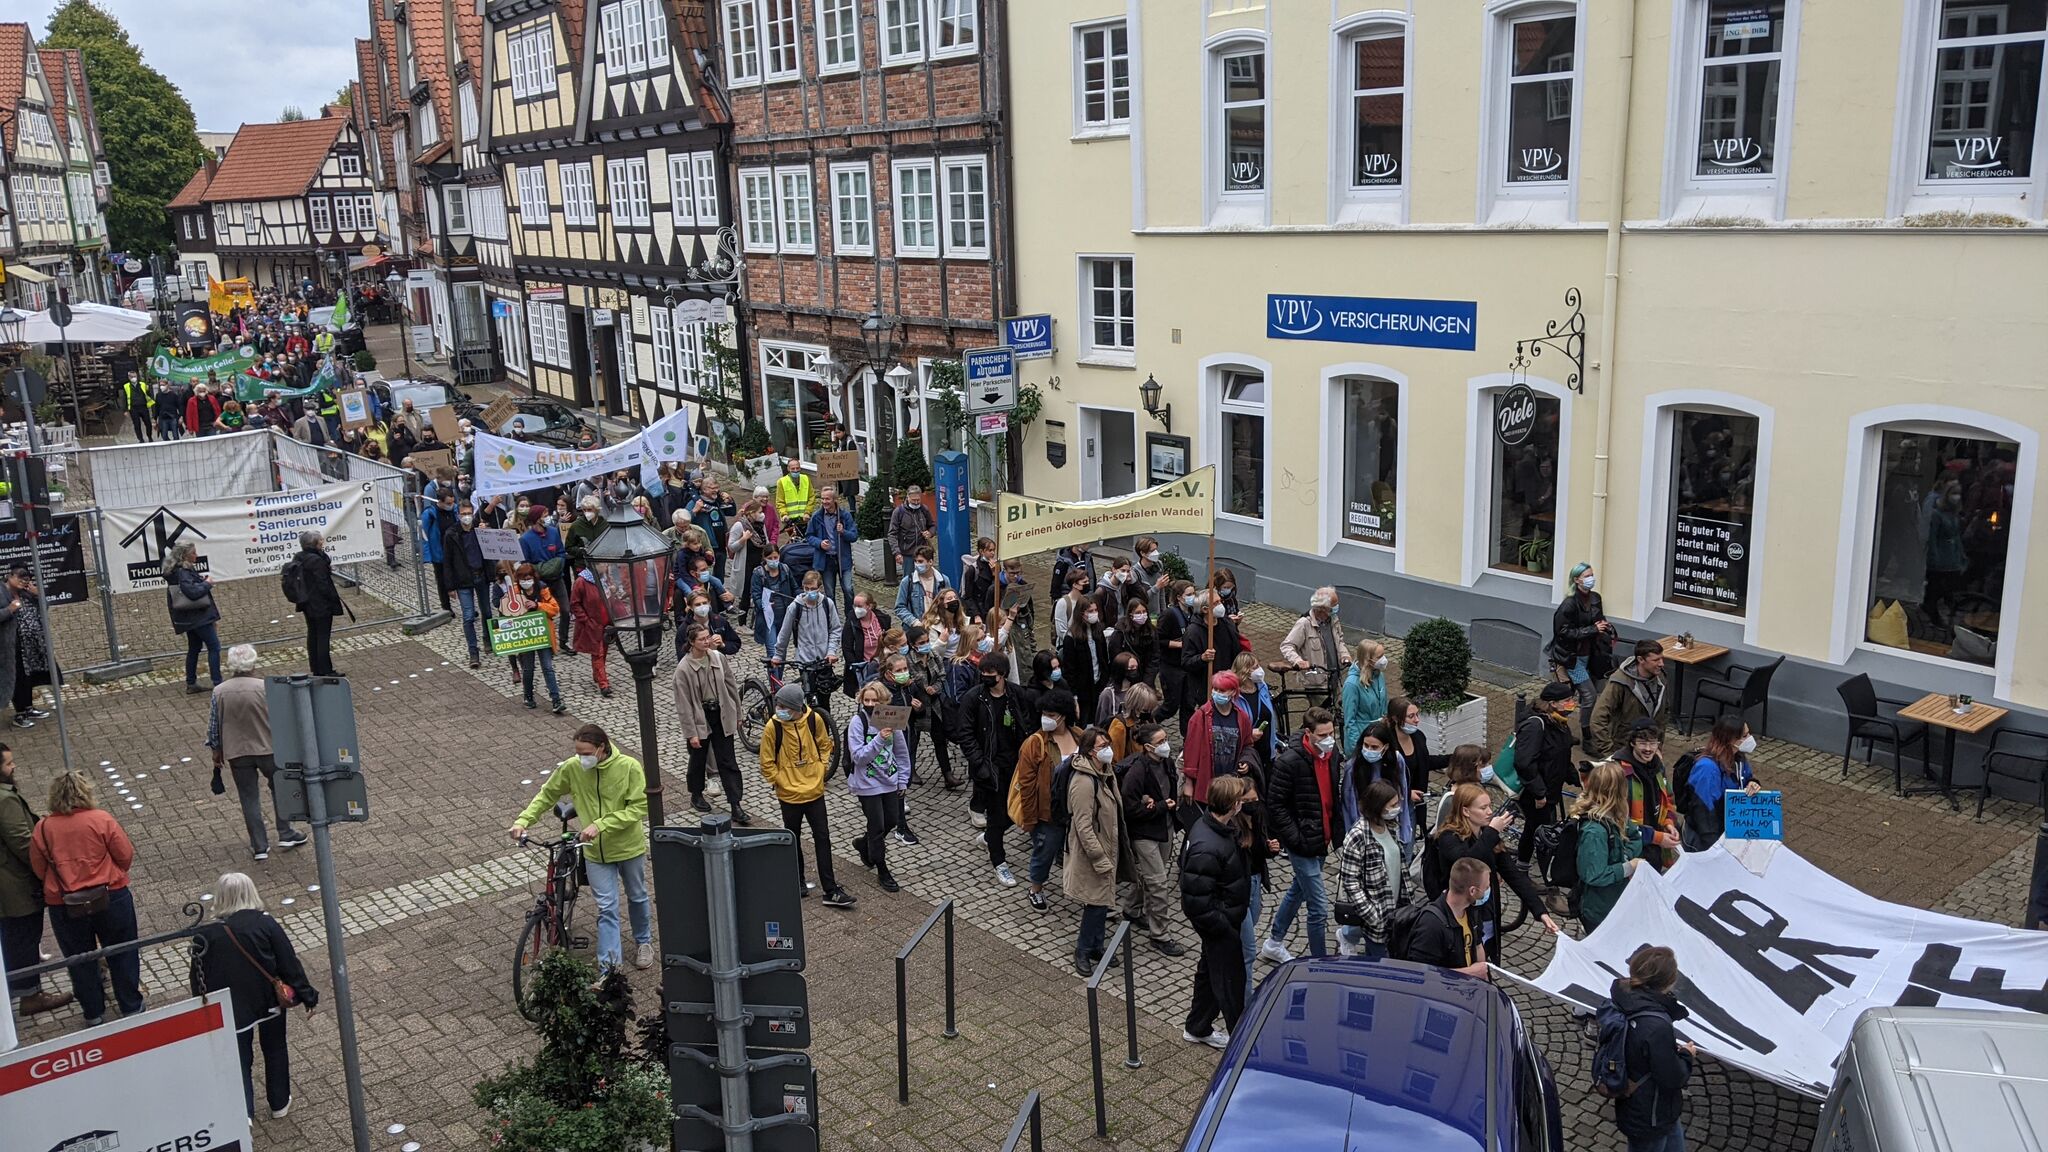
[1401,616,1488,752]
[853,472,892,580]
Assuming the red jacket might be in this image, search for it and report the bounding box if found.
[185,392,223,433]
[29,808,135,906]
[569,575,610,656]
[1181,701,1256,807]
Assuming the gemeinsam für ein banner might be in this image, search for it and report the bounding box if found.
[995,466,1215,559]
[471,405,692,495]
[100,481,383,593]
[1523,844,2048,1097]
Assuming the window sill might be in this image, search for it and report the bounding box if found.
[1077,353,1136,369]
[1899,190,2040,224]
[1208,199,1267,229]
[1072,126,1131,143]
[1483,195,1572,227]
[1667,189,1778,225]
[894,248,940,260]
[880,55,927,70]
[817,64,861,78]
[1335,197,1404,228]
[1484,564,1555,587]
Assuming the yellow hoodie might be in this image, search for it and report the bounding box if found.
[758,707,834,804]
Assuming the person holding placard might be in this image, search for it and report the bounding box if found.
[501,563,565,714]
[847,681,912,893]
[1679,714,1763,851]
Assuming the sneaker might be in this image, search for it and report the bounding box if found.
[821,887,857,909]
[1258,939,1295,965]
[1182,1028,1230,1051]
[599,687,615,698]
[270,1097,292,1119]
[277,831,308,850]
[1149,937,1188,957]
[252,850,270,861]
[550,700,567,715]
[690,793,713,813]
[8,715,31,729]
[970,811,988,830]
[524,696,537,709]
[1336,937,1360,958]
[21,707,49,719]
[468,657,482,669]
[994,863,1018,887]
[1027,890,1049,912]
[892,828,920,846]
[82,1015,103,1028]
[634,942,655,970]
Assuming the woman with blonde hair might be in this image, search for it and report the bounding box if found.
[846,681,912,892]
[29,771,142,1025]
[1422,782,1559,961]
[1570,761,1642,930]
[191,872,319,1121]
[1107,682,1162,762]
[1341,639,1390,756]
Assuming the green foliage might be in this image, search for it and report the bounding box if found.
[1011,382,1044,429]
[1159,550,1192,584]
[279,105,306,121]
[732,417,772,462]
[1400,617,1474,712]
[889,435,932,492]
[855,469,893,539]
[704,327,742,426]
[352,350,377,371]
[473,951,670,1152]
[332,85,353,108]
[44,0,210,259]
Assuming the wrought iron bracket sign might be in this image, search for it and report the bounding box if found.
[1510,287,1587,394]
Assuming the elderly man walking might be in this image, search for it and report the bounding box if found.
[206,645,307,861]
[1281,587,1349,710]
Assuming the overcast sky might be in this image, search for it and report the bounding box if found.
[25,0,364,132]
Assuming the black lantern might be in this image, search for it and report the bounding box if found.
[0,305,25,348]
[1139,373,1171,433]
[586,504,675,826]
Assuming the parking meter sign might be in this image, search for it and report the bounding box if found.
[963,347,1016,415]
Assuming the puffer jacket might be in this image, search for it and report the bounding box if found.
[759,707,835,805]
[1178,810,1250,938]
[1265,739,1342,859]
[1611,979,1693,1139]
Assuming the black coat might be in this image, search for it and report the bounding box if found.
[1422,825,1548,962]
[960,556,998,621]
[954,681,1032,787]
[297,548,343,618]
[1178,811,1251,939]
[441,520,486,587]
[1059,626,1115,722]
[1401,897,1479,970]
[1549,590,1613,678]
[1611,980,1693,1139]
[1513,712,1578,809]
[165,564,220,633]
[1265,741,1341,859]
[189,909,319,1028]
[1116,749,1176,843]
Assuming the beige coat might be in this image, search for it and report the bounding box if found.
[672,650,743,740]
[1063,755,1123,907]
[1280,612,1347,670]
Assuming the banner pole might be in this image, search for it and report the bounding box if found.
[90,508,122,664]
[1204,533,1216,672]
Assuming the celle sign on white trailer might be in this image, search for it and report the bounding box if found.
[0,992,251,1152]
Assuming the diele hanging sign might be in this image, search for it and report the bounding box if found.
[1495,383,1538,446]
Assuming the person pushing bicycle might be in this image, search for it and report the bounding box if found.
[507,723,655,972]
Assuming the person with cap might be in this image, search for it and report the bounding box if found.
[1589,639,1670,760]
[1513,681,1583,864]
[758,680,855,908]
[1615,717,1683,872]
[773,457,816,525]
[1550,561,1613,746]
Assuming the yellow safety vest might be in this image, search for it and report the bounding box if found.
[774,472,815,523]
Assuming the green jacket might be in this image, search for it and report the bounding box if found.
[515,748,648,864]
[1574,816,1642,930]
[0,779,40,918]
[565,514,605,570]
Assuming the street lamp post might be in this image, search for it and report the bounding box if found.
[52,264,83,430]
[586,505,676,828]
[385,269,415,382]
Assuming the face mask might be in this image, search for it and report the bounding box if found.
[1085,611,1099,625]
[1362,747,1384,764]
[1736,734,1758,755]
[766,561,781,571]
[1051,667,1063,682]
[520,580,537,591]
[892,671,911,684]
[1041,716,1058,732]
[1212,692,1233,709]
[1212,603,1227,618]
[1112,571,1128,584]
[440,503,456,515]
[977,637,994,653]
[1251,667,1266,683]
[578,753,599,769]
[1401,723,1420,735]
[1383,804,1402,822]
[1479,765,1497,784]
[1146,550,1160,562]
[584,511,598,523]
[459,517,474,529]
[1374,656,1389,670]
[1473,888,1492,907]
[693,604,711,618]
[918,643,935,655]
[1329,603,1340,617]
[1219,585,1234,597]
[853,605,868,619]
[1132,611,1148,625]
[805,591,822,604]
[915,563,929,575]
[982,675,1000,688]
[1579,574,1597,591]
[1314,736,1337,754]
[1181,595,1197,609]
[774,707,795,723]
[1095,746,1115,764]
[1151,741,1171,758]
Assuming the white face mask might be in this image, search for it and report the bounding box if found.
[1150,741,1172,758]
[1041,716,1058,732]
[1085,611,1100,625]
[1132,611,1148,625]
[1146,550,1160,562]
[1095,746,1115,764]
[584,511,599,523]
[1251,667,1266,683]
[693,604,711,618]
[1314,735,1337,754]
[1373,655,1388,669]
[853,605,868,619]
[1383,805,1401,822]
[1736,734,1758,755]
[578,752,599,769]
[1212,603,1227,618]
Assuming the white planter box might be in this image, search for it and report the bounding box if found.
[853,537,888,581]
[1420,692,1488,754]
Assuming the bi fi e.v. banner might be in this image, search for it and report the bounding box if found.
[995,466,1215,559]
[100,481,383,592]
[471,405,692,496]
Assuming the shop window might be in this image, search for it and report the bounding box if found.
[1693,0,1786,179]
[1489,392,1561,576]
[1219,368,1266,520]
[1922,0,2043,182]
[1502,12,1577,188]
[1341,376,1399,548]
[762,344,829,463]
[1865,428,2014,666]
[1665,410,1759,614]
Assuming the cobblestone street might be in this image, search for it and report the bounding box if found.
[5,553,2041,1151]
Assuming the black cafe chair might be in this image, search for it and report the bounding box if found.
[1683,654,1786,738]
[1836,673,1927,794]
[1977,726,2048,821]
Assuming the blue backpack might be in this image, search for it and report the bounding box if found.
[1591,1001,1668,1099]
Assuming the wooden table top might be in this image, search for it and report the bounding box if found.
[1656,636,1730,665]
[1898,692,2008,734]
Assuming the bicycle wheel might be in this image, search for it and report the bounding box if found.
[738,678,769,749]
[556,866,580,947]
[512,906,552,1022]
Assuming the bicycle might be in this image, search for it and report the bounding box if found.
[512,798,584,1021]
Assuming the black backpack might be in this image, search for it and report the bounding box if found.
[1046,753,1083,828]
[1537,816,1585,896]
[1385,900,1450,962]
[1591,1001,1670,1099]
[1668,749,1706,824]
[280,557,307,605]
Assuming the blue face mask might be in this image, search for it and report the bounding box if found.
[1051,667,1064,682]
[1362,747,1384,763]
[1212,692,1234,709]
[1473,888,1492,907]
[774,708,795,723]
[1479,765,1497,784]
[1401,723,1421,735]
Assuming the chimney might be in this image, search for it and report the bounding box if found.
[321,104,342,119]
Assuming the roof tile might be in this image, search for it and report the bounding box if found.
[168,164,213,209]
[0,23,31,152]
[203,118,345,202]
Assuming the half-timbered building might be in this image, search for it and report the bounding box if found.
[0,24,75,306]
[203,113,380,289]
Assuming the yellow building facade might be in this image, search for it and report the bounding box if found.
[1008,1,2048,748]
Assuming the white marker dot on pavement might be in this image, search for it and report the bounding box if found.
[521,780,533,785]
[180,757,192,763]
[386,1125,406,1136]
[199,893,212,901]
[281,898,295,906]
[160,765,171,771]
[409,674,418,679]
[270,620,280,625]
[100,760,111,767]
[404,1143,422,1151]
[390,680,400,685]
[131,804,143,811]
[308,885,320,893]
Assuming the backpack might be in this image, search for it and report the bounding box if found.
[765,710,832,766]
[1046,753,1082,828]
[1591,1001,1669,1099]
[1385,900,1450,963]
[1668,749,1706,824]
[280,557,307,605]
[1536,815,1585,898]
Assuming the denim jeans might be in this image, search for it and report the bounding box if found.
[49,886,144,1020]
[517,649,561,703]
[1626,1123,1687,1152]
[455,585,480,659]
[1077,904,1109,965]
[185,622,222,687]
[582,854,652,971]
[1336,926,1389,959]
[1028,822,1063,887]
[1266,852,1330,958]
[1239,878,1264,989]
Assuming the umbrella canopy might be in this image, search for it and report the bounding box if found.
[19,301,154,344]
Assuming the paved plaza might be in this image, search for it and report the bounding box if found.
[6,550,2041,1151]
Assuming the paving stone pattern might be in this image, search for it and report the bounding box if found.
[5,533,2039,1151]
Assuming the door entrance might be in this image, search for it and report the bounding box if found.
[1078,408,1139,501]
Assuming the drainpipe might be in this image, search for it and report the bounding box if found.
[1587,0,1639,581]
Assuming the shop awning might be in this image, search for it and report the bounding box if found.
[7,264,52,284]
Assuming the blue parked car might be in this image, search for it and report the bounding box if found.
[1180,958,1565,1152]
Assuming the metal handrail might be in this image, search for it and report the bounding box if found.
[1084,918,1142,1137]
[895,898,958,1104]
[13,900,211,991]
[1000,1089,1044,1152]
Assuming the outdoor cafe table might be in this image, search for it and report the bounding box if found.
[1656,635,1730,726]
[1896,692,2008,812]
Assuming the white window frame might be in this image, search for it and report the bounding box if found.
[497,297,527,375]
[676,318,719,397]
[1073,19,1132,136]
[775,164,815,253]
[528,300,570,368]
[516,166,549,226]
[1479,1,1585,225]
[1831,405,2034,698]
[891,159,938,256]
[829,161,873,255]
[443,184,470,234]
[692,153,718,222]
[417,99,440,147]
[1631,391,1775,644]
[931,0,979,59]
[1202,356,1272,530]
[1077,254,1135,365]
[334,195,356,233]
[816,0,860,74]
[356,194,375,230]
[759,341,830,462]
[459,82,480,142]
[722,0,763,86]
[621,158,652,226]
[309,195,332,233]
[763,0,802,80]
[562,162,597,226]
[340,154,362,177]
[512,24,560,97]
[1331,16,1412,226]
[1317,363,1412,568]
[1205,34,1271,227]
[1662,0,1800,221]
[940,156,989,258]
[1461,371,1576,593]
[882,0,926,65]
[669,153,698,226]
[645,0,670,64]
[649,304,676,388]
[739,167,778,252]
[1888,0,2048,220]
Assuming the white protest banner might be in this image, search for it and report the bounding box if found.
[0,992,251,1151]
[102,481,383,592]
[1527,844,2048,1096]
[477,526,526,563]
[995,466,1215,559]
[472,405,691,495]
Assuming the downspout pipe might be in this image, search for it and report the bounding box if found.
[1588,0,1639,582]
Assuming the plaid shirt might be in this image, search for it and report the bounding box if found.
[1337,818,1400,944]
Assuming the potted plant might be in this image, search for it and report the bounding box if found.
[853,468,892,580]
[472,951,671,1152]
[1399,616,1488,752]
